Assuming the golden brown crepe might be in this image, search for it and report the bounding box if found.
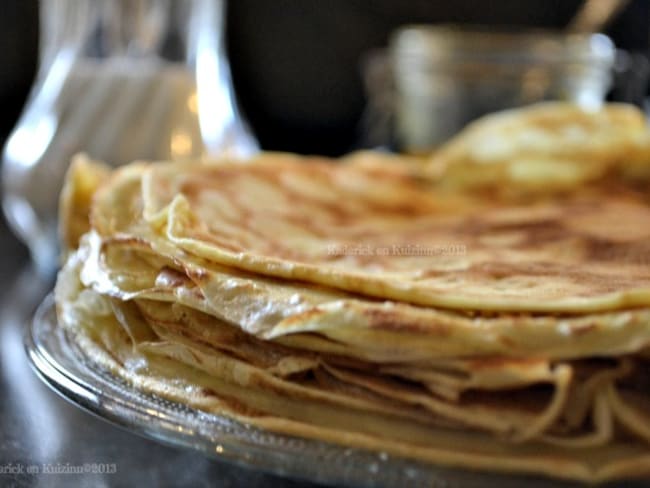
[58,153,110,258]
[55,102,650,483]
[425,102,650,193]
[136,153,650,313]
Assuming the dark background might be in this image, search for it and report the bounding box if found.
[227,0,649,155]
[1,0,649,159]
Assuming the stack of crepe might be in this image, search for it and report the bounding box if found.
[56,103,650,483]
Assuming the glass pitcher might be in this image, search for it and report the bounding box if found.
[2,0,258,275]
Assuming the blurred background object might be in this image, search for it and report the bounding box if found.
[1,0,649,272]
[1,0,256,275]
[388,27,617,151]
[567,0,630,33]
[226,0,649,155]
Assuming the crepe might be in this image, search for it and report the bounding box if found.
[132,151,650,313]
[58,153,111,257]
[54,102,650,483]
[81,217,650,364]
[80,167,650,362]
[56,240,650,483]
[425,102,650,193]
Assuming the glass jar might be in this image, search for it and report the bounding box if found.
[2,0,257,275]
[390,25,616,152]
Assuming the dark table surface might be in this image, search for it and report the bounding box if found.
[0,218,322,488]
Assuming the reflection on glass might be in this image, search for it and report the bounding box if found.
[2,0,258,275]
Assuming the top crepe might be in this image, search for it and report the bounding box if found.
[117,151,650,313]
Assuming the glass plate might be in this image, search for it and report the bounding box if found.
[26,294,624,488]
